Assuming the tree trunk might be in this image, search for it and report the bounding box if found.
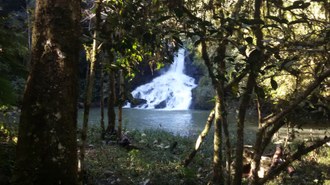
[100,57,105,139]
[216,43,232,185]
[117,69,124,139]
[107,67,116,133]
[13,0,80,184]
[233,72,257,185]
[80,30,97,176]
[213,100,224,185]
[80,0,102,178]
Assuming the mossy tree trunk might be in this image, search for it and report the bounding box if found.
[13,0,80,184]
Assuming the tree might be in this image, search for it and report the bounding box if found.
[80,0,102,179]
[93,0,184,137]
[177,0,330,184]
[13,0,81,184]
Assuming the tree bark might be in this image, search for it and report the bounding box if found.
[213,100,224,185]
[13,0,80,184]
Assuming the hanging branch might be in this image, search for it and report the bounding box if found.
[183,109,215,167]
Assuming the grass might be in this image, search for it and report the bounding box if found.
[84,127,214,185]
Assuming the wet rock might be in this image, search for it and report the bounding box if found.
[155,100,166,109]
[130,98,147,108]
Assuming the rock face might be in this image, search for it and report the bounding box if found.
[190,76,215,110]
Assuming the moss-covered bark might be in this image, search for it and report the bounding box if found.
[13,0,80,184]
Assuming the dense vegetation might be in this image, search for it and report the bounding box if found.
[0,0,329,185]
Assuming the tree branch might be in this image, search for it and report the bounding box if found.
[259,137,330,184]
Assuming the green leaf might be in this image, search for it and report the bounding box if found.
[270,78,278,90]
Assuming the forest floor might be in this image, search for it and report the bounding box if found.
[84,126,330,185]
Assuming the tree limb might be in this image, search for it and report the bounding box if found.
[259,137,330,184]
[183,109,215,167]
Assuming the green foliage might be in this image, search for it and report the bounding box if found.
[0,105,19,143]
[82,0,184,80]
[0,10,28,105]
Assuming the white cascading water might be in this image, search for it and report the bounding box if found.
[129,48,197,110]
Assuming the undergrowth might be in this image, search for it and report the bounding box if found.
[85,127,214,185]
[85,125,330,185]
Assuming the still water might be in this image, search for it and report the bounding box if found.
[78,108,328,143]
[78,108,258,141]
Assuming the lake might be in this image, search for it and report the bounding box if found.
[78,108,328,143]
[78,108,260,143]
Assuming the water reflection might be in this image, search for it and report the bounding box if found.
[78,108,329,142]
[78,108,210,136]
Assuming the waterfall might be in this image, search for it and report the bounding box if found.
[129,48,197,110]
